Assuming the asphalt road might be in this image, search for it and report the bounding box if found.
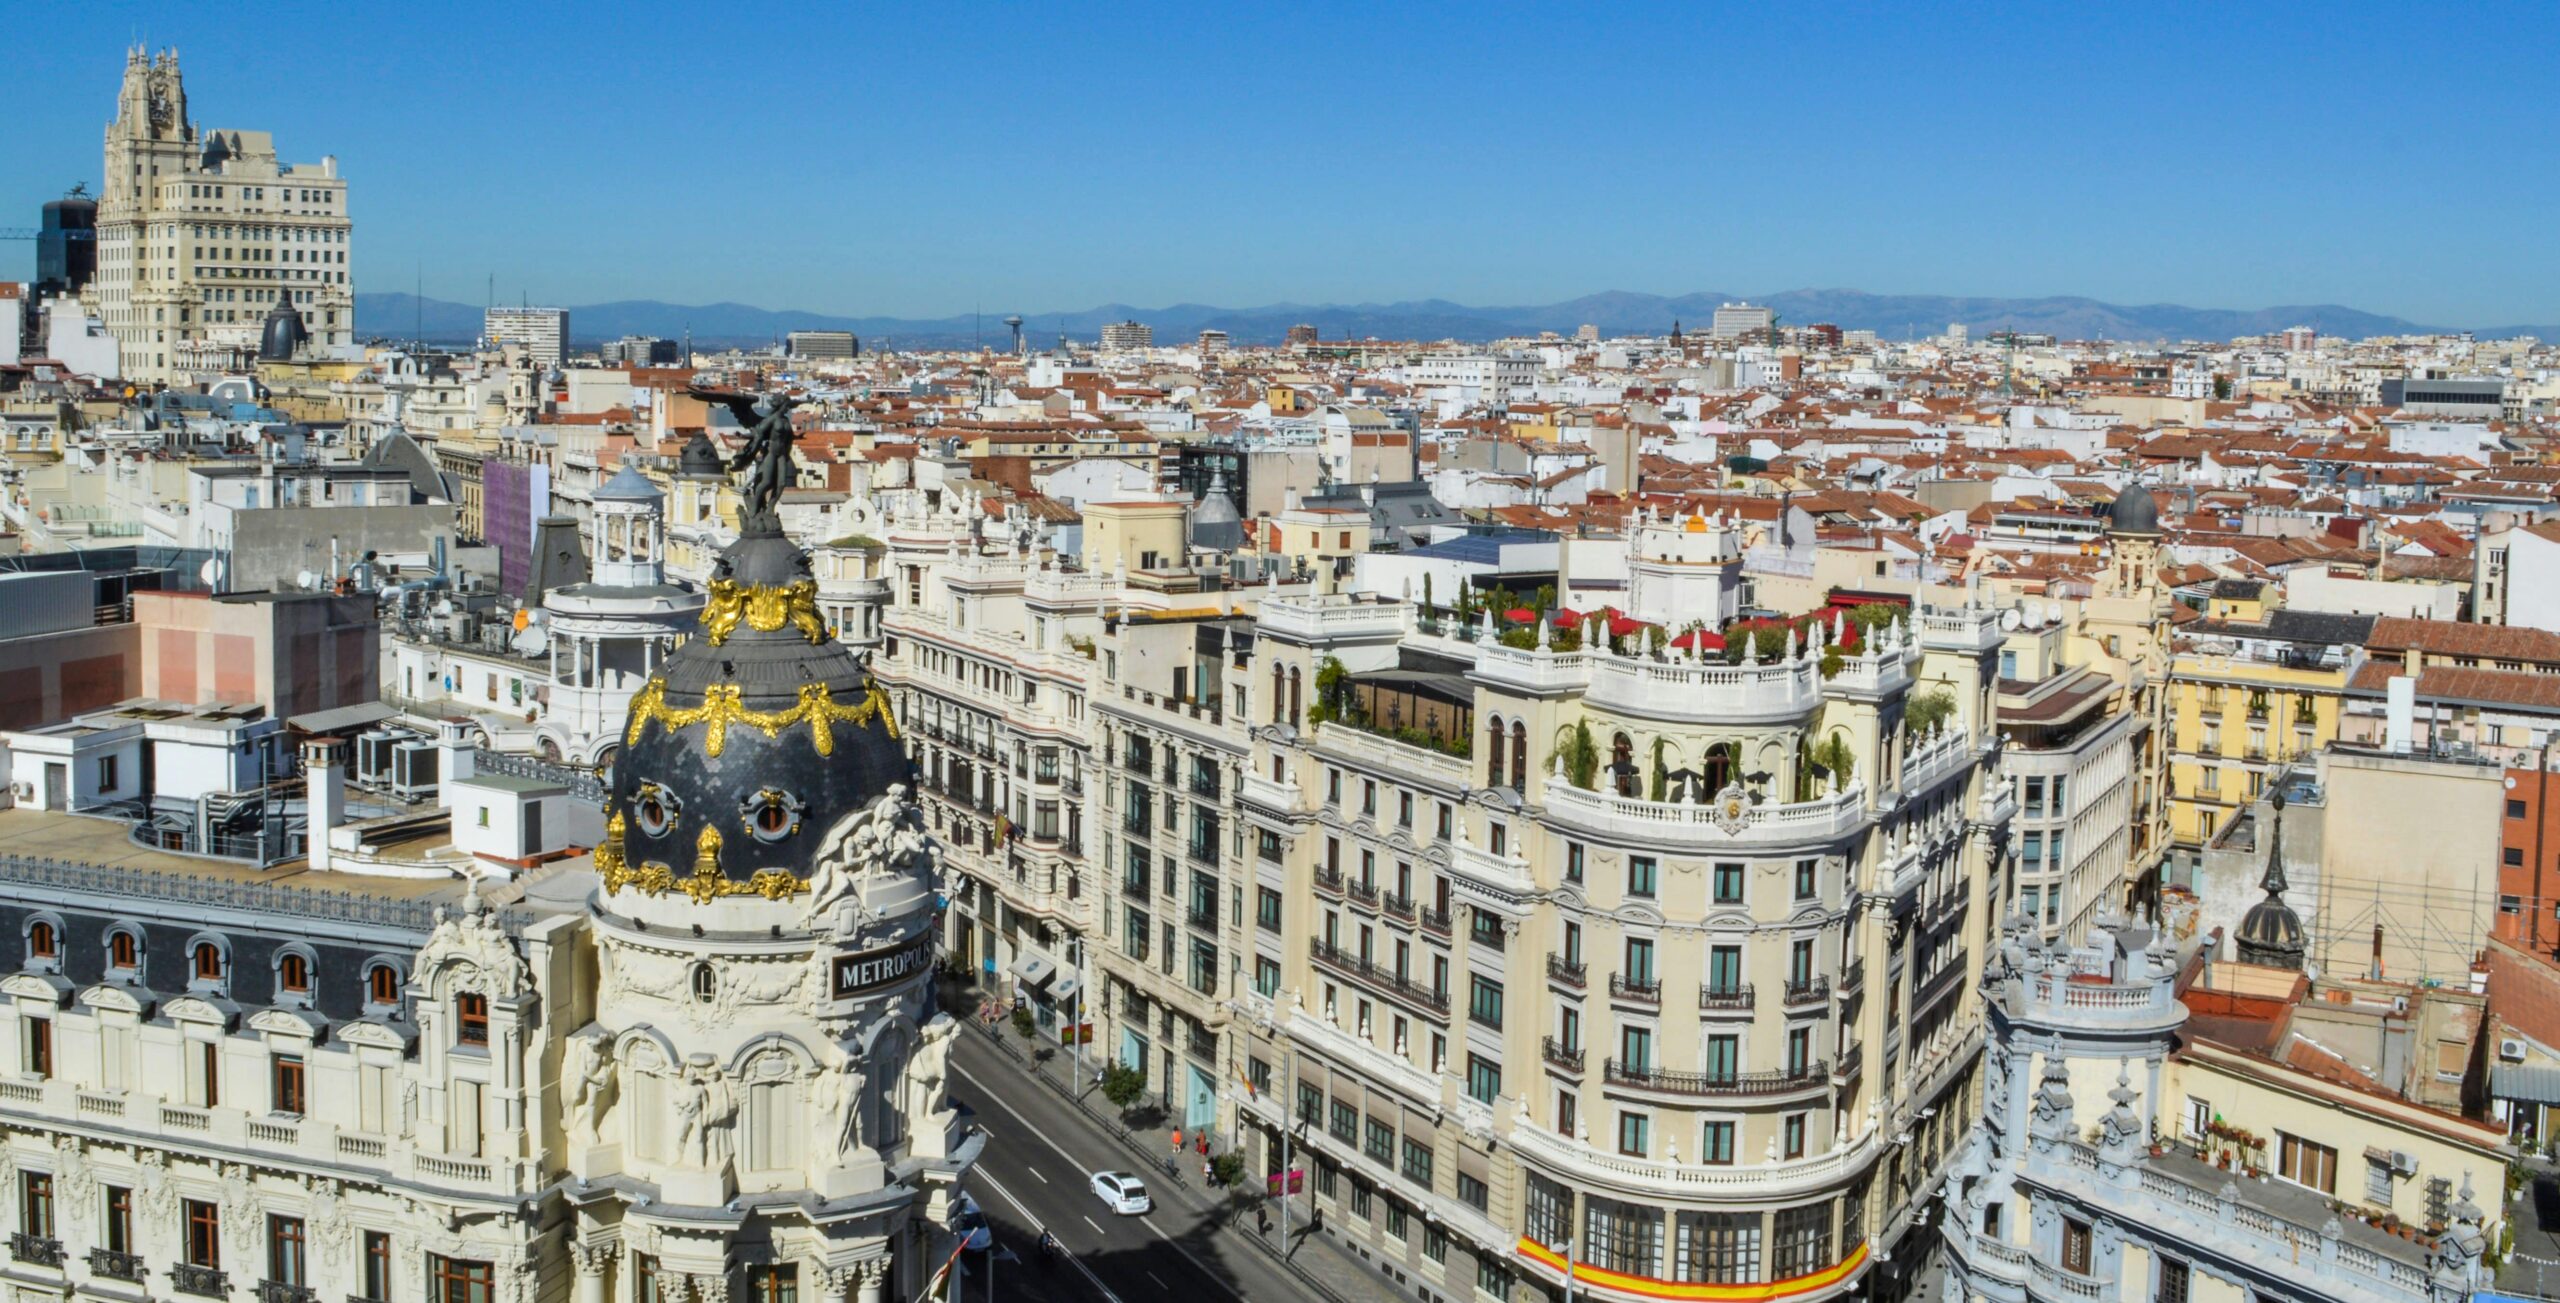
[942,1030,1332,1303]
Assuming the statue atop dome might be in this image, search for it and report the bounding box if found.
[693,388,800,532]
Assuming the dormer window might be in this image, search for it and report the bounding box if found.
[27,922,56,961]
[368,964,400,1007]
[455,993,488,1046]
[109,932,138,971]
[192,942,224,983]
[279,953,310,995]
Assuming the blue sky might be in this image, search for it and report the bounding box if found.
[9,1,2558,325]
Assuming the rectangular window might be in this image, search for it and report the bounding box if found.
[1707,945,1742,995]
[1713,862,1745,904]
[270,1215,308,1286]
[430,1256,494,1303]
[1401,1137,1434,1186]
[106,1186,133,1255]
[1772,1203,1833,1278]
[1365,1117,1395,1164]
[23,1017,50,1078]
[273,1055,306,1116]
[185,1199,222,1268]
[364,1232,393,1301]
[1457,1171,1490,1212]
[1330,1099,1358,1143]
[456,993,489,1046]
[2060,1217,2092,1275]
[746,1265,796,1303]
[1385,1200,1408,1242]
[2278,1132,2338,1194]
[1705,1035,1739,1083]
[1469,976,1504,1029]
[1701,1119,1735,1164]
[1624,936,1655,986]
[2366,1155,2394,1204]
[1425,1224,1449,1264]
[1466,1055,1500,1105]
[1627,855,1657,898]
[22,1171,53,1239]
[1566,841,1584,883]
[1793,858,1817,900]
[1676,1211,1761,1284]
[1784,1112,1807,1159]
[2156,1256,2190,1303]
[1617,1110,1649,1156]
[1620,1025,1652,1072]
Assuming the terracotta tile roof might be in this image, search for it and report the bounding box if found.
[2347,661,2560,711]
[2367,617,2560,667]
[2486,939,2560,1052]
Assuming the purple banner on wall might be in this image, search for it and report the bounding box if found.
[484,458,549,596]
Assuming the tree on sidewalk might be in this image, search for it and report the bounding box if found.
[1100,1061,1147,1114]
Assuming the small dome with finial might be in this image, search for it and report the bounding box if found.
[2235,790,2306,969]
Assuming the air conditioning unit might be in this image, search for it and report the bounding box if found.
[356,729,414,786]
[2390,1150,2419,1176]
[2502,1037,2528,1063]
[390,742,439,800]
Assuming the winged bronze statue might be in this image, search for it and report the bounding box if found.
[690,387,800,531]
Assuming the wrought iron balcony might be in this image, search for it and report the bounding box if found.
[1541,1036,1584,1073]
[1545,954,1586,989]
[10,1234,62,1268]
[1346,879,1379,907]
[1314,866,1346,897]
[1608,973,1661,1005]
[1840,959,1865,993]
[1782,977,1831,1007]
[1418,906,1452,937]
[1309,940,1450,1015]
[88,1248,144,1281]
[172,1264,228,1298]
[1698,982,1755,1012]
[260,1281,318,1303]
[1602,1059,1829,1098]
[1186,903,1219,931]
[1380,892,1416,922]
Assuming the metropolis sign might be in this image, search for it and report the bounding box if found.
[830,933,935,1000]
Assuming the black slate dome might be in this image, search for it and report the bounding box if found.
[678,431,725,480]
[2234,791,2306,970]
[258,290,308,362]
[601,523,908,901]
[2107,485,2162,537]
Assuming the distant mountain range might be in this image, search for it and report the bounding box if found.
[355,289,2555,351]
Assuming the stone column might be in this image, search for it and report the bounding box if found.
[854,1261,886,1303]
[572,1245,610,1303]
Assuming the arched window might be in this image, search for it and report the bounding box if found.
[1509,721,1528,794]
[1288,667,1304,729]
[278,952,310,994]
[192,941,224,982]
[1611,734,1638,798]
[690,963,716,1004]
[1487,715,1508,788]
[1704,743,1735,798]
[367,963,400,1006]
[1271,664,1287,725]
[26,921,56,960]
[109,931,138,971]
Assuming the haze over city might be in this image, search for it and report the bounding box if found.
[7,2,2558,326]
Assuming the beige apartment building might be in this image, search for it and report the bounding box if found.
[96,49,354,383]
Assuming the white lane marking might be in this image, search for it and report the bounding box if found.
[958,1060,1236,1292]
[1083,1215,1107,1236]
[1027,1165,1047,1184]
[970,1166,1124,1303]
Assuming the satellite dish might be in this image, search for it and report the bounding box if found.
[2044,602,2063,626]
[511,625,549,658]
[197,558,219,586]
[1998,608,2022,631]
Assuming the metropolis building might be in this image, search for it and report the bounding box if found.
[0,425,972,1303]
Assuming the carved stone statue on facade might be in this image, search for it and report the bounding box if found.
[674,1061,713,1167]
[564,1032,617,1145]
[813,1058,868,1162]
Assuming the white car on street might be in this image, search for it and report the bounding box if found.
[1089,1171,1153,1215]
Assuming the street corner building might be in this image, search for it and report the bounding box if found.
[0,503,975,1302]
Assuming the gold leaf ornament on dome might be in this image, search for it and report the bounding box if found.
[600,821,805,903]
[699,578,827,647]
[624,677,897,759]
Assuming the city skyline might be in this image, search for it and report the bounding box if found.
[7,2,2558,328]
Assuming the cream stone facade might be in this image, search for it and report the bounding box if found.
[96,50,354,384]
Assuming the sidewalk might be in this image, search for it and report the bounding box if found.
[943,980,1398,1303]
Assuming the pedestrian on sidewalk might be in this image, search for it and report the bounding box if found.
[1171,1127,1184,1154]
[1255,1206,1269,1236]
